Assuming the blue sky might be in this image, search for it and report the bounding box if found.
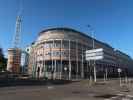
[0,0,133,58]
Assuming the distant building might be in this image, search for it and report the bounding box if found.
[115,50,133,75]
[7,48,21,73]
[20,46,31,74]
[28,27,133,79]
[21,51,28,74]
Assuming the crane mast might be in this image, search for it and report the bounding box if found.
[13,15,22,48]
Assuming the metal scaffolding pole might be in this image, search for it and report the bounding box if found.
[32,47,36,78]
[51,40,54,80]
[60,39,63,79]
[69,40,71,80]
[38,47,41,78]
[105,67,108,81]
[76,40,79,79]
[43,42,46,78]
[53,40,56,79]
[40,45,43,78]
[81,46,84,79]
[35,47,37,78]
[87,60,89,78]
[86,47,89,79]
[54,60,56,79]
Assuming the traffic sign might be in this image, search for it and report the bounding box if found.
[86,48,104,61]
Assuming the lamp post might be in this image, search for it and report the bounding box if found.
[64,67,67,80]
[87,25,97,82]
[118,68,122,86]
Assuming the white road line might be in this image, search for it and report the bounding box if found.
[104,99,111,100]
[104,94,133,100]
[47,86,54,90]
[111,96,117,99]
[127,95,133,98]
[117,93,124,96]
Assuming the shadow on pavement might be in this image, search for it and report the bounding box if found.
[0,78,72,87]
[94,94,117,99]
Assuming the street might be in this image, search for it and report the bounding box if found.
[0,79,133,100]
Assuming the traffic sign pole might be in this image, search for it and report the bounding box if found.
[105,68,108,81]
[118,68,122,86]
[93,61,97,82]
[119,72,122,86]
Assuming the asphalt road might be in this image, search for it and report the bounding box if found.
[0,79,133,100]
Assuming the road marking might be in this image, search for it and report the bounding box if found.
[117,93,124,96]
[104,94,133,100]
[127,95,133,98]
[111,96,117,99]
[47,86,54,90]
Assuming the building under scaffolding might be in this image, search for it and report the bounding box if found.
[7,48,21,73]
[28,27,133,80]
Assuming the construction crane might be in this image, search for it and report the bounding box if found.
[7,0,23,74]
[13,0,23,48]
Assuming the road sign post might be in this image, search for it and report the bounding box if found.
[86,48,104,83]
[118,68,122,86]
[93,62,96,82]
[64,67,67,80]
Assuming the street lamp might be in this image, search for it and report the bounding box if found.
[64,67,67,80]
[118,68,122,86]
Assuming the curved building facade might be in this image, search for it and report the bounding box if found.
[28,27,132,79]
